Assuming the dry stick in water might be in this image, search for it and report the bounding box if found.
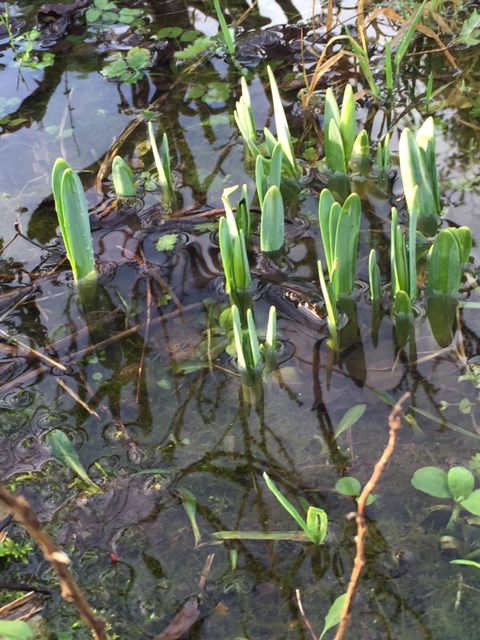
[334,392,410,640]
[0,485,107,640]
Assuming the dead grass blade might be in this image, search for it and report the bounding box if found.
[366,6,456,68]
[55,377,100,418]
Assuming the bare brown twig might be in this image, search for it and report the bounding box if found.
[333,392,410,640]
[295,589,318,640]
[0,485,107,640]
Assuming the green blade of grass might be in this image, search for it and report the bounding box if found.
[218,217,234,293]
[178,488,201,547]
[318,258,339,347]
[213,530,310,541]
[267,65,298,176]
[385,39,393,91]
[46,429,97,489]
[318,188,336,274]
[323,88,341,141]
[212,0,235,56]
[394,0,427,73]
[264,305,277,356]
[232,230,251,291]
[416,117,440,213]
[231,304,247,371]
[263,472,311,539]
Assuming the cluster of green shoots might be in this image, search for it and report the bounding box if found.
[51,69,473,369]
[314,84,472,349]
[50,118,176,285]
[219,186,277,382]
[233,74,473,353]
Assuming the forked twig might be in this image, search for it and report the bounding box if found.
[333,392,410,640]
[0,485,106,640]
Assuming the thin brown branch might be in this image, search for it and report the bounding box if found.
[0,328,67,372]
[0,485,106,640]
[334,392,410,640]
[55,378,100,418]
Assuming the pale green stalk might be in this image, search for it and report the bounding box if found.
[51,159,96,284]
[267,65,298,176]
[368,249,381,302]
[264,305,277,359]
[148,122,175,202]
[318,258,339,348]
[112,155,136,197]
[260,185,284,253]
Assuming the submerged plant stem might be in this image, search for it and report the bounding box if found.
[334,392,410,640]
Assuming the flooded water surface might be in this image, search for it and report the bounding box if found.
[1,1,480,638]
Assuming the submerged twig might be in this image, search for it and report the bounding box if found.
[136,276,152,403]
[55,377,100,418]
[68,302,203,362]
[334,392,410,640]
[0,328,67,372]
[0,484,107,640]
[295,588,318,640]
[153,554,214,640]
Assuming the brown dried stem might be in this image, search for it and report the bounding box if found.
[333,392,410,640]
[0,485,107,640]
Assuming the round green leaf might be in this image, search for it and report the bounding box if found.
[335,476,361,497]
[411,466,450,498]
[447,466,475,502]
[127,47,150,71]
[460,489,480,516]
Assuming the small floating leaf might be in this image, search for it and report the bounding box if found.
[411,466,450,498]
[335,477,361,497]
[447,466,475,503]
[156,233,179,252]
[460,489,480,516]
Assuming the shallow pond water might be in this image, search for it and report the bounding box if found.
[1,1,480,639]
